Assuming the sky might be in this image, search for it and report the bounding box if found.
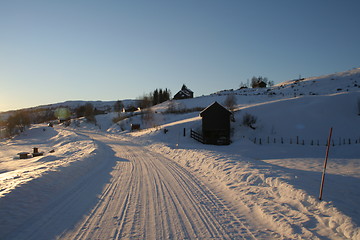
[1,0,360,112]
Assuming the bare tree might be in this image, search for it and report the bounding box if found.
[138,94,152,109]
[6,110,31,136]
[84,103,96,123]
[141,108,155,128]
[224,94,237,111]
[242,113,257,129]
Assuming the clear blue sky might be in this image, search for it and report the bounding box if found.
[1,0,360,112]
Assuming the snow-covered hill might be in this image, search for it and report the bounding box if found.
[0,99,140,122]
[1,68,360,239]
[36,99,140,112]
[106,67,360,238]
[107,68,360,141]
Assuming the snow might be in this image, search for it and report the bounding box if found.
[34,99,140,112]
[1,68,360,239]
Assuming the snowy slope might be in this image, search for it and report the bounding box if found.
[278,68,360,94]
[113,68,360,238]
[1,68,360,239]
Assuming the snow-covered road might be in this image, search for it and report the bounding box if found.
[2,126,359,239]
[60,132,261,239]
[4,130,262,239]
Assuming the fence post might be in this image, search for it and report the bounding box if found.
[319,127,333,200]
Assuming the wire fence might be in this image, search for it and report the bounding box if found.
[247,135,360,147]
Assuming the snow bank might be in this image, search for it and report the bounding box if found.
[0,125,103,238]
[143,141,360,239]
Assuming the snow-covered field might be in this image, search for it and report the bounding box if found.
[1,68,360,239]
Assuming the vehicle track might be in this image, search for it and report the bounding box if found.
[17,131,260,239]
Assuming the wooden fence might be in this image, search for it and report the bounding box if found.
[191,129,204,144]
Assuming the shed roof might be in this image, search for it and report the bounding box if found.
[200,101,232,117]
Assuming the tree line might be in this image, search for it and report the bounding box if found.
[1,103,102,138]
[239,76,274,89]
[138,88,171,109]
[0,109,54,138]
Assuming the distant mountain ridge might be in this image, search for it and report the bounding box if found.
[35,99,140,111]
[0,99,141,123]
[0,99,140,116]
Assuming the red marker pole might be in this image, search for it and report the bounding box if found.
[319,127,333,201]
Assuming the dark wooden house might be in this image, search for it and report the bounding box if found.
[199,102,232,145]
[173,84,194,100]
[258,81,267,88]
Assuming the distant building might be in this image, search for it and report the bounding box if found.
[173,84,194,100]
[199,102,232,145]
[257,81,267,88]
[131,124,140,131]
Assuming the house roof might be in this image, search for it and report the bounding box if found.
[181,84,193,93]
[200,101,232,117]
[174,84,193,98]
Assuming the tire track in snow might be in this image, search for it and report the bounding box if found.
[59,132,259,239]
[72,158,134,240]
[161,151,258,239]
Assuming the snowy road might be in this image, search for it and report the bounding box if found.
[61,132,259,239]
[4,130,260,239]
[3,127,358,239]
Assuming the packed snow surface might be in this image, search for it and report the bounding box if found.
[1,68,360,239]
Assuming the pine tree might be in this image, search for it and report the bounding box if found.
[152,89,159,106]
[150,88,171,106]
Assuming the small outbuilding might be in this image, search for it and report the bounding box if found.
[18,152,30,159]
[131,124,140,131]
[199,102,232,145]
